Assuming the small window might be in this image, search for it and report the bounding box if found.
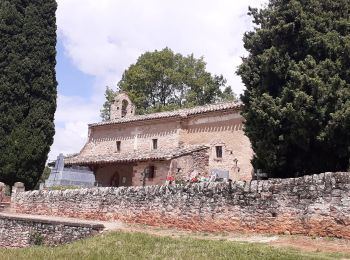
[116,141,121,152]
[146,166,155,179]
[152,139,158,150]
[216,146,223,158]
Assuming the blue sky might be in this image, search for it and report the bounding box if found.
[49,0,268,160]
[56,39,95,99]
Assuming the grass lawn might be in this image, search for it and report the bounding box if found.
[0,231,347,260]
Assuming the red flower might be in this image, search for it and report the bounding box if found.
[190,177,198,183]
[167,176,175,181]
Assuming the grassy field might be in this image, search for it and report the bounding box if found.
[0,231,347,260]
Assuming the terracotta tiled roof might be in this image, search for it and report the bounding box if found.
[65,145,209,166]
[90,101,242,127]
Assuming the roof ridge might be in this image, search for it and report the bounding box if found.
[90,100,242,127]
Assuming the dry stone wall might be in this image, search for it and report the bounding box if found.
[0,214,104,248]
[12,172,350,238]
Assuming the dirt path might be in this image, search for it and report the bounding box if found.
[270,236,350,255]
[3,213,350,256]
[105,222,350,256]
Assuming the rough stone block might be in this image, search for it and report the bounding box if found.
[10,172,350,239]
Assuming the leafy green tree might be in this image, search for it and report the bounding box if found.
[237,0,350,178]
[0,0,57,189]
[100,86,117,121]
[113,47,234,115]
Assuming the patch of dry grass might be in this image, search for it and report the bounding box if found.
[0,231,348,260]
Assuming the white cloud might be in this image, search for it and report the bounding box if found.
[57,0,267,94]
[48,95,100,160]
[54,95,99,124]
[51,0,268,159]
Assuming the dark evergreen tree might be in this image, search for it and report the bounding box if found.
[238,0,350,178]
[0,0,57,189]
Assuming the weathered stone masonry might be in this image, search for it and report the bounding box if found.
[0,214,104,248]
[66,98,254,186]
[12,172,350,238]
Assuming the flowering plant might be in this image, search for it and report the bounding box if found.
[190,177,198,183]
[166,176,175,182]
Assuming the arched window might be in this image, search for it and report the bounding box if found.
[121,99,128,117]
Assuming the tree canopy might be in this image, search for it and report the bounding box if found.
[101,48,235,120]
[238,0,350,178]
[0,0,57,189]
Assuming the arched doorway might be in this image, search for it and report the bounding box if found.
[110,172,120,187]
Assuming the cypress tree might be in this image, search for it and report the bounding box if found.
[238,0,350,178]
[0,0,57,189]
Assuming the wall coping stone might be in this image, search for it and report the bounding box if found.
[12,172,350,200]
[0,213,104,230]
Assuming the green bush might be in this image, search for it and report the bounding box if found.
[29,232,44,246]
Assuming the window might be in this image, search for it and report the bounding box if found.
[121,99,128,117]
[152,139,158,150]
[116,141,121,152]
[216,146,223,158]
[149,166,155,178]
[146,166,155,179]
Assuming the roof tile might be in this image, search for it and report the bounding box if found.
[65,145,209,165]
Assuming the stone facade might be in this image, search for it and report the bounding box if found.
[0,213,104,248]
[11,172,350,239]
[130,150,210,186]
[65,94,253,187]
[171,149,209,181]
[82,146,209,187]
[110,92,135,120]
[83,120,180,156]
[179,111,251,181]
[95,164,134,187]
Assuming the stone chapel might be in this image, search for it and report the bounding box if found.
[65,92,253,187]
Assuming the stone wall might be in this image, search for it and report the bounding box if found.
[11,172,350,238]
[172,149,209,180]
[83,120,180,156]
[93,149,209,187]
[179,111,253,181]
[132,160,170,186]
[0,213,104,248]
[95,163,134,187]
[81,108,253,183]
